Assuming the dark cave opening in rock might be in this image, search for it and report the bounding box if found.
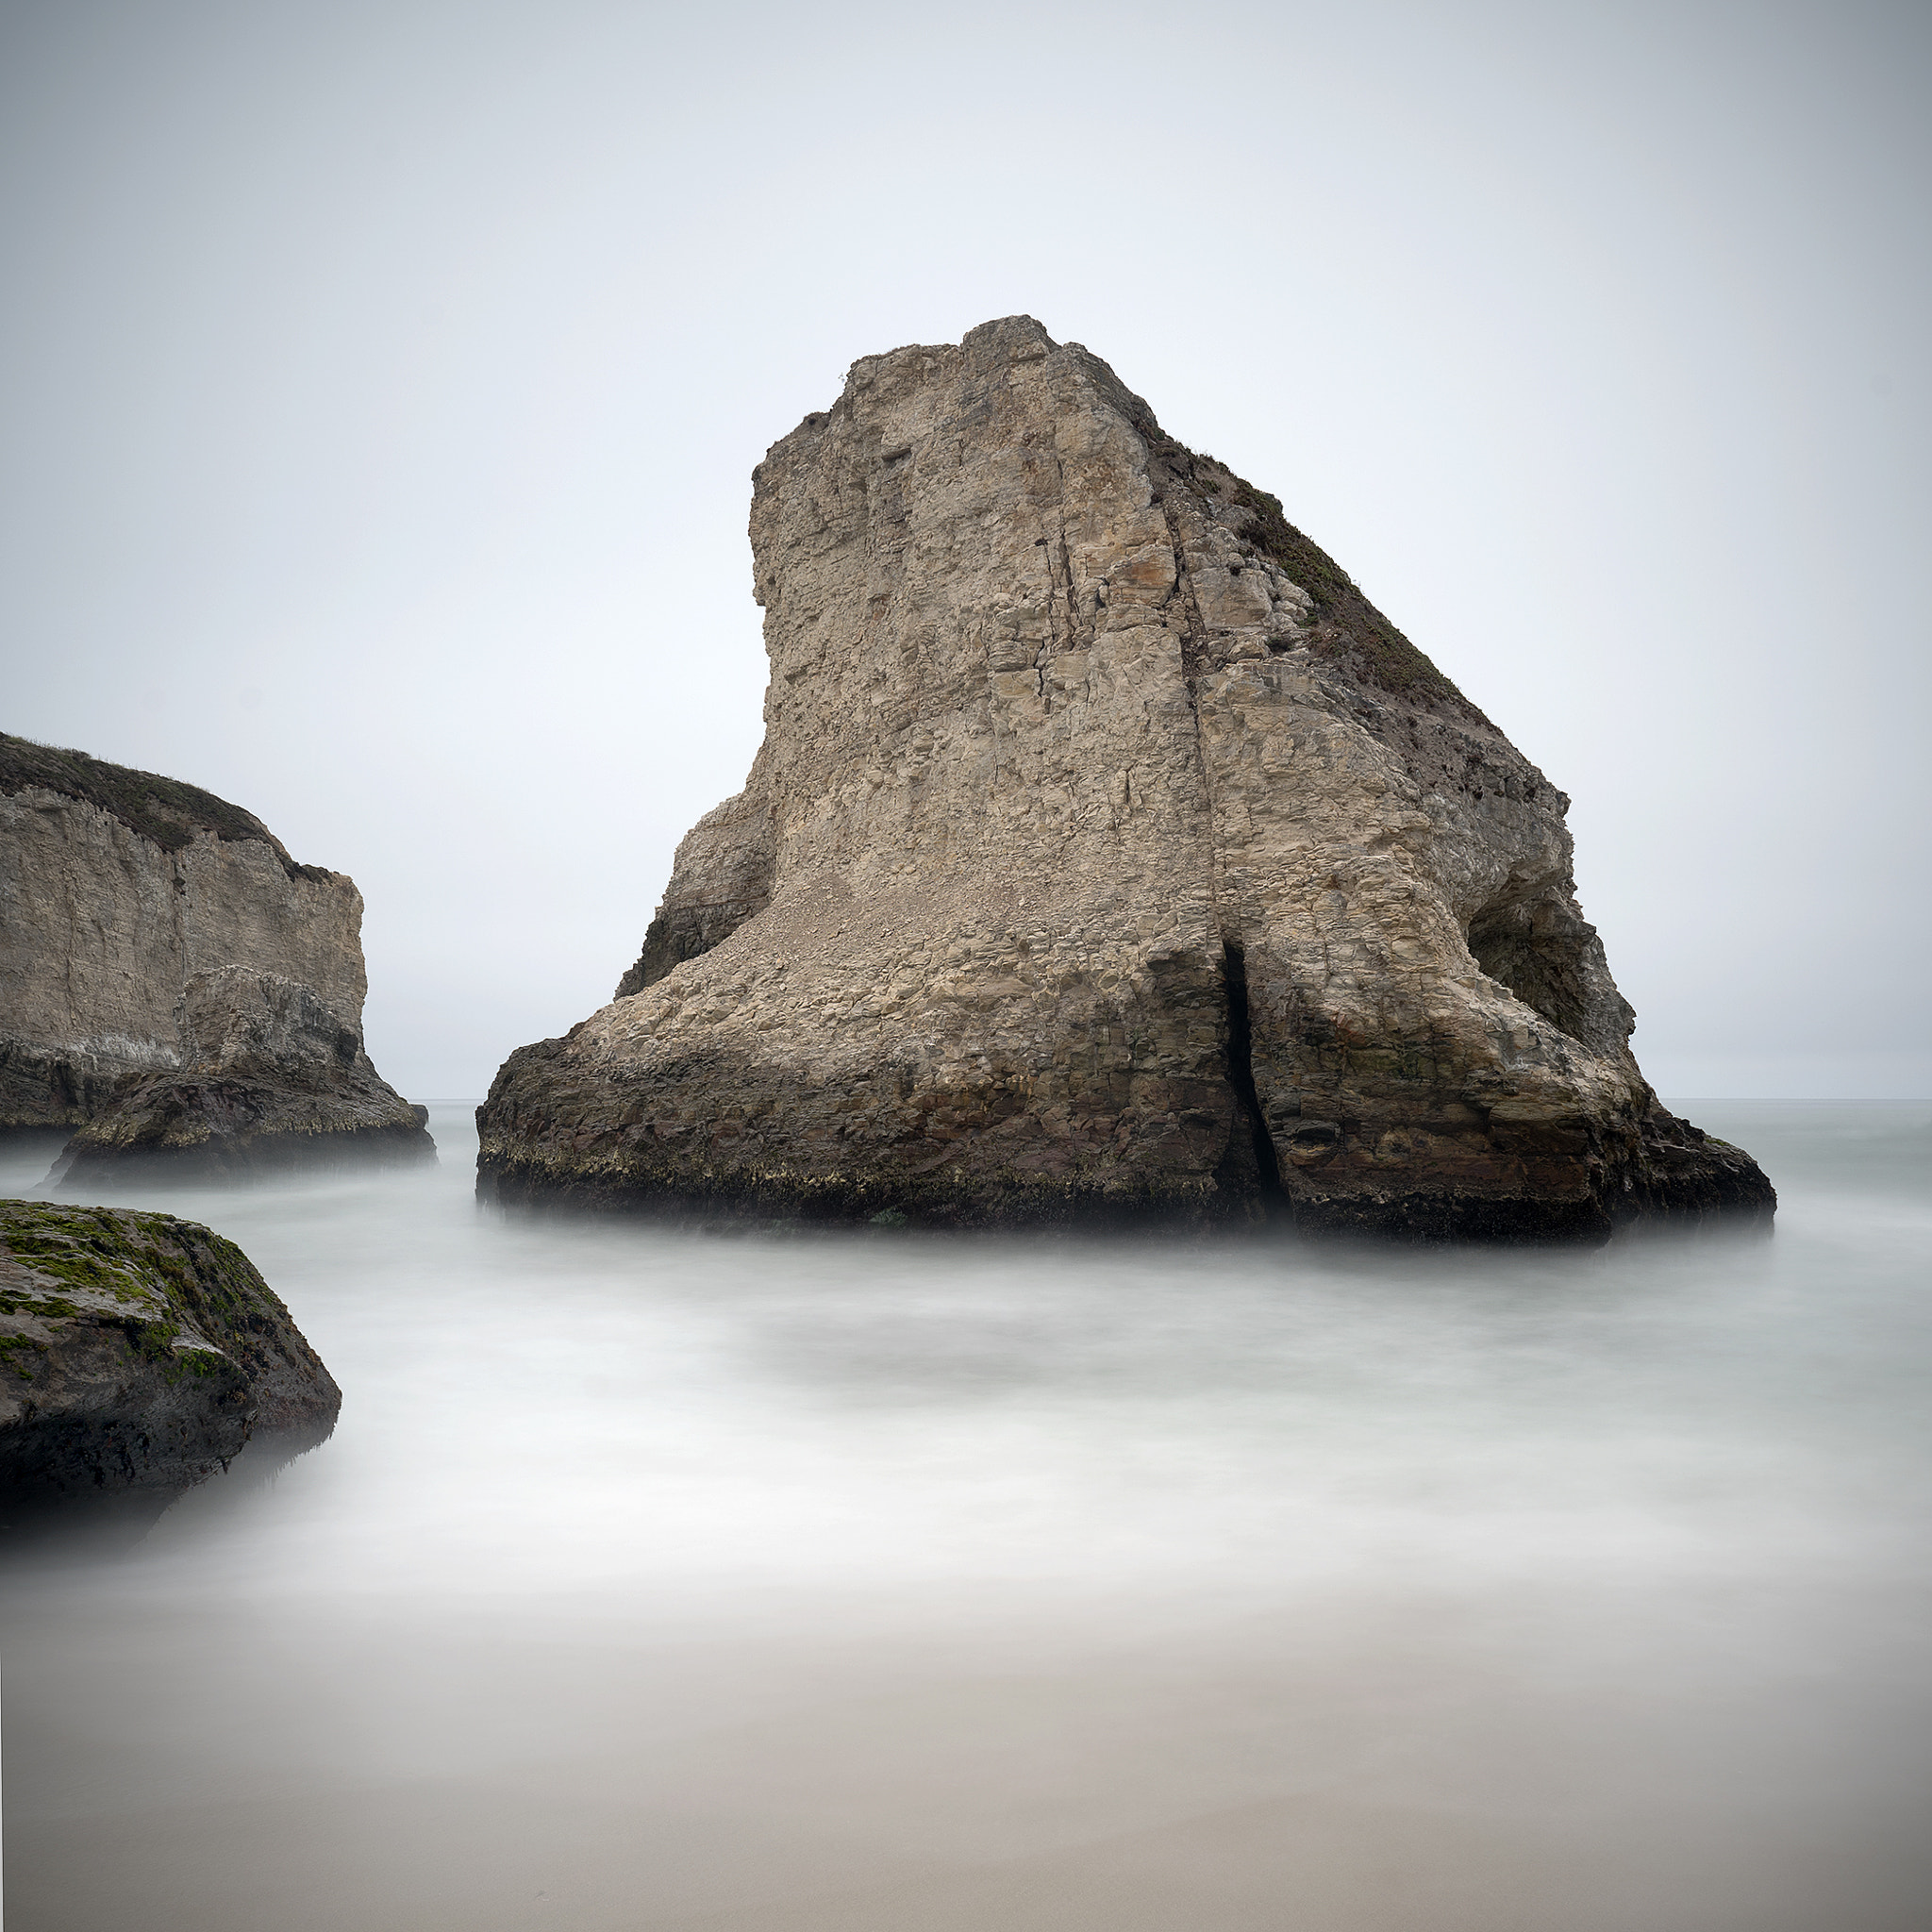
[1464,894,1598,1045]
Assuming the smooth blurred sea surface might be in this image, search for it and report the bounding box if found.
[3,1102,1928,1931]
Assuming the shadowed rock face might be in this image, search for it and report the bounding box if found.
[1,734,433,1175]
[479,317,1773,1240]
[0,1199,341,1524]
[59,967,434,1183]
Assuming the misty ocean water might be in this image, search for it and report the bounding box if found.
[3,1103,1928,1931]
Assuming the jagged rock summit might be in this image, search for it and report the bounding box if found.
[479,317,1773,1239]
[1,735,433,1176]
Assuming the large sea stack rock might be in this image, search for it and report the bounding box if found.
[479,318,1773,1240]
[0,1199,341,1521]
[1,735,433,1175]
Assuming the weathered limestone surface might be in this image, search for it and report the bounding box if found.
[480,318,1773,1239]
[1,735,432,1173]
[0,1199,341,1516]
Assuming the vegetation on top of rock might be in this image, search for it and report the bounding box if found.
[0,733,334,881]
[1,1198,342,1508]
[0,1197,341,1417]
[1,1199,261,1339]
[1152,441,1463,703]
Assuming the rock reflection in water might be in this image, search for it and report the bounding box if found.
[1,1103,1928,1931]
[0,1418,337,1554]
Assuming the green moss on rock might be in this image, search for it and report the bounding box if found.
[0,1199,341,1511]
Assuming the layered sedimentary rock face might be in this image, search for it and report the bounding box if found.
[1,736,431,1173]
[0,1199,341,1522]
[481,317,1772,1239]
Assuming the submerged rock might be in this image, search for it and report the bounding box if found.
[1,734,433,1177]
[0,1199,341,1523]
[479,317,1773,1240]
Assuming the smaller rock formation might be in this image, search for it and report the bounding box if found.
[1,733,432,1176]
[59,967,431,1183]
[0,1199,341,1524]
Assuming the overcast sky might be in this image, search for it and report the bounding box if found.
[4,0,1926,1100]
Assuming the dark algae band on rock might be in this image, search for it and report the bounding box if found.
[57,967,439,1185]
[0,1199,341,1524]
[477,317,1774,1241]
[2,731,433,1174]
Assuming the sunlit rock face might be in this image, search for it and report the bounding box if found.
[479,317,1772,1239]
[1,735,432,1174]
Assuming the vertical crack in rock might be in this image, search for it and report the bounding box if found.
[479,316,1775,1240]
[1152,491,1208,684]
[1054,515,1087,651]
[1219,940,1283,1204]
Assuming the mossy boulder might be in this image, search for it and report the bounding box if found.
[0,1199,341,1520]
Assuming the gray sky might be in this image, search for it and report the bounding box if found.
[4,0,1926,1099]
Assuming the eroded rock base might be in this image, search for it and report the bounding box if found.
[58,967,435,1183]
[60,1103,436,1189]
[476,1093,1772,1244]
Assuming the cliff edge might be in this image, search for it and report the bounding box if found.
[478,318,1773,1240]
[1,734,433,1174]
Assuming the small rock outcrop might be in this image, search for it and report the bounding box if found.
[479,318,1773,1240]
[1,735,432,1175]
[0,1199,341,1521]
